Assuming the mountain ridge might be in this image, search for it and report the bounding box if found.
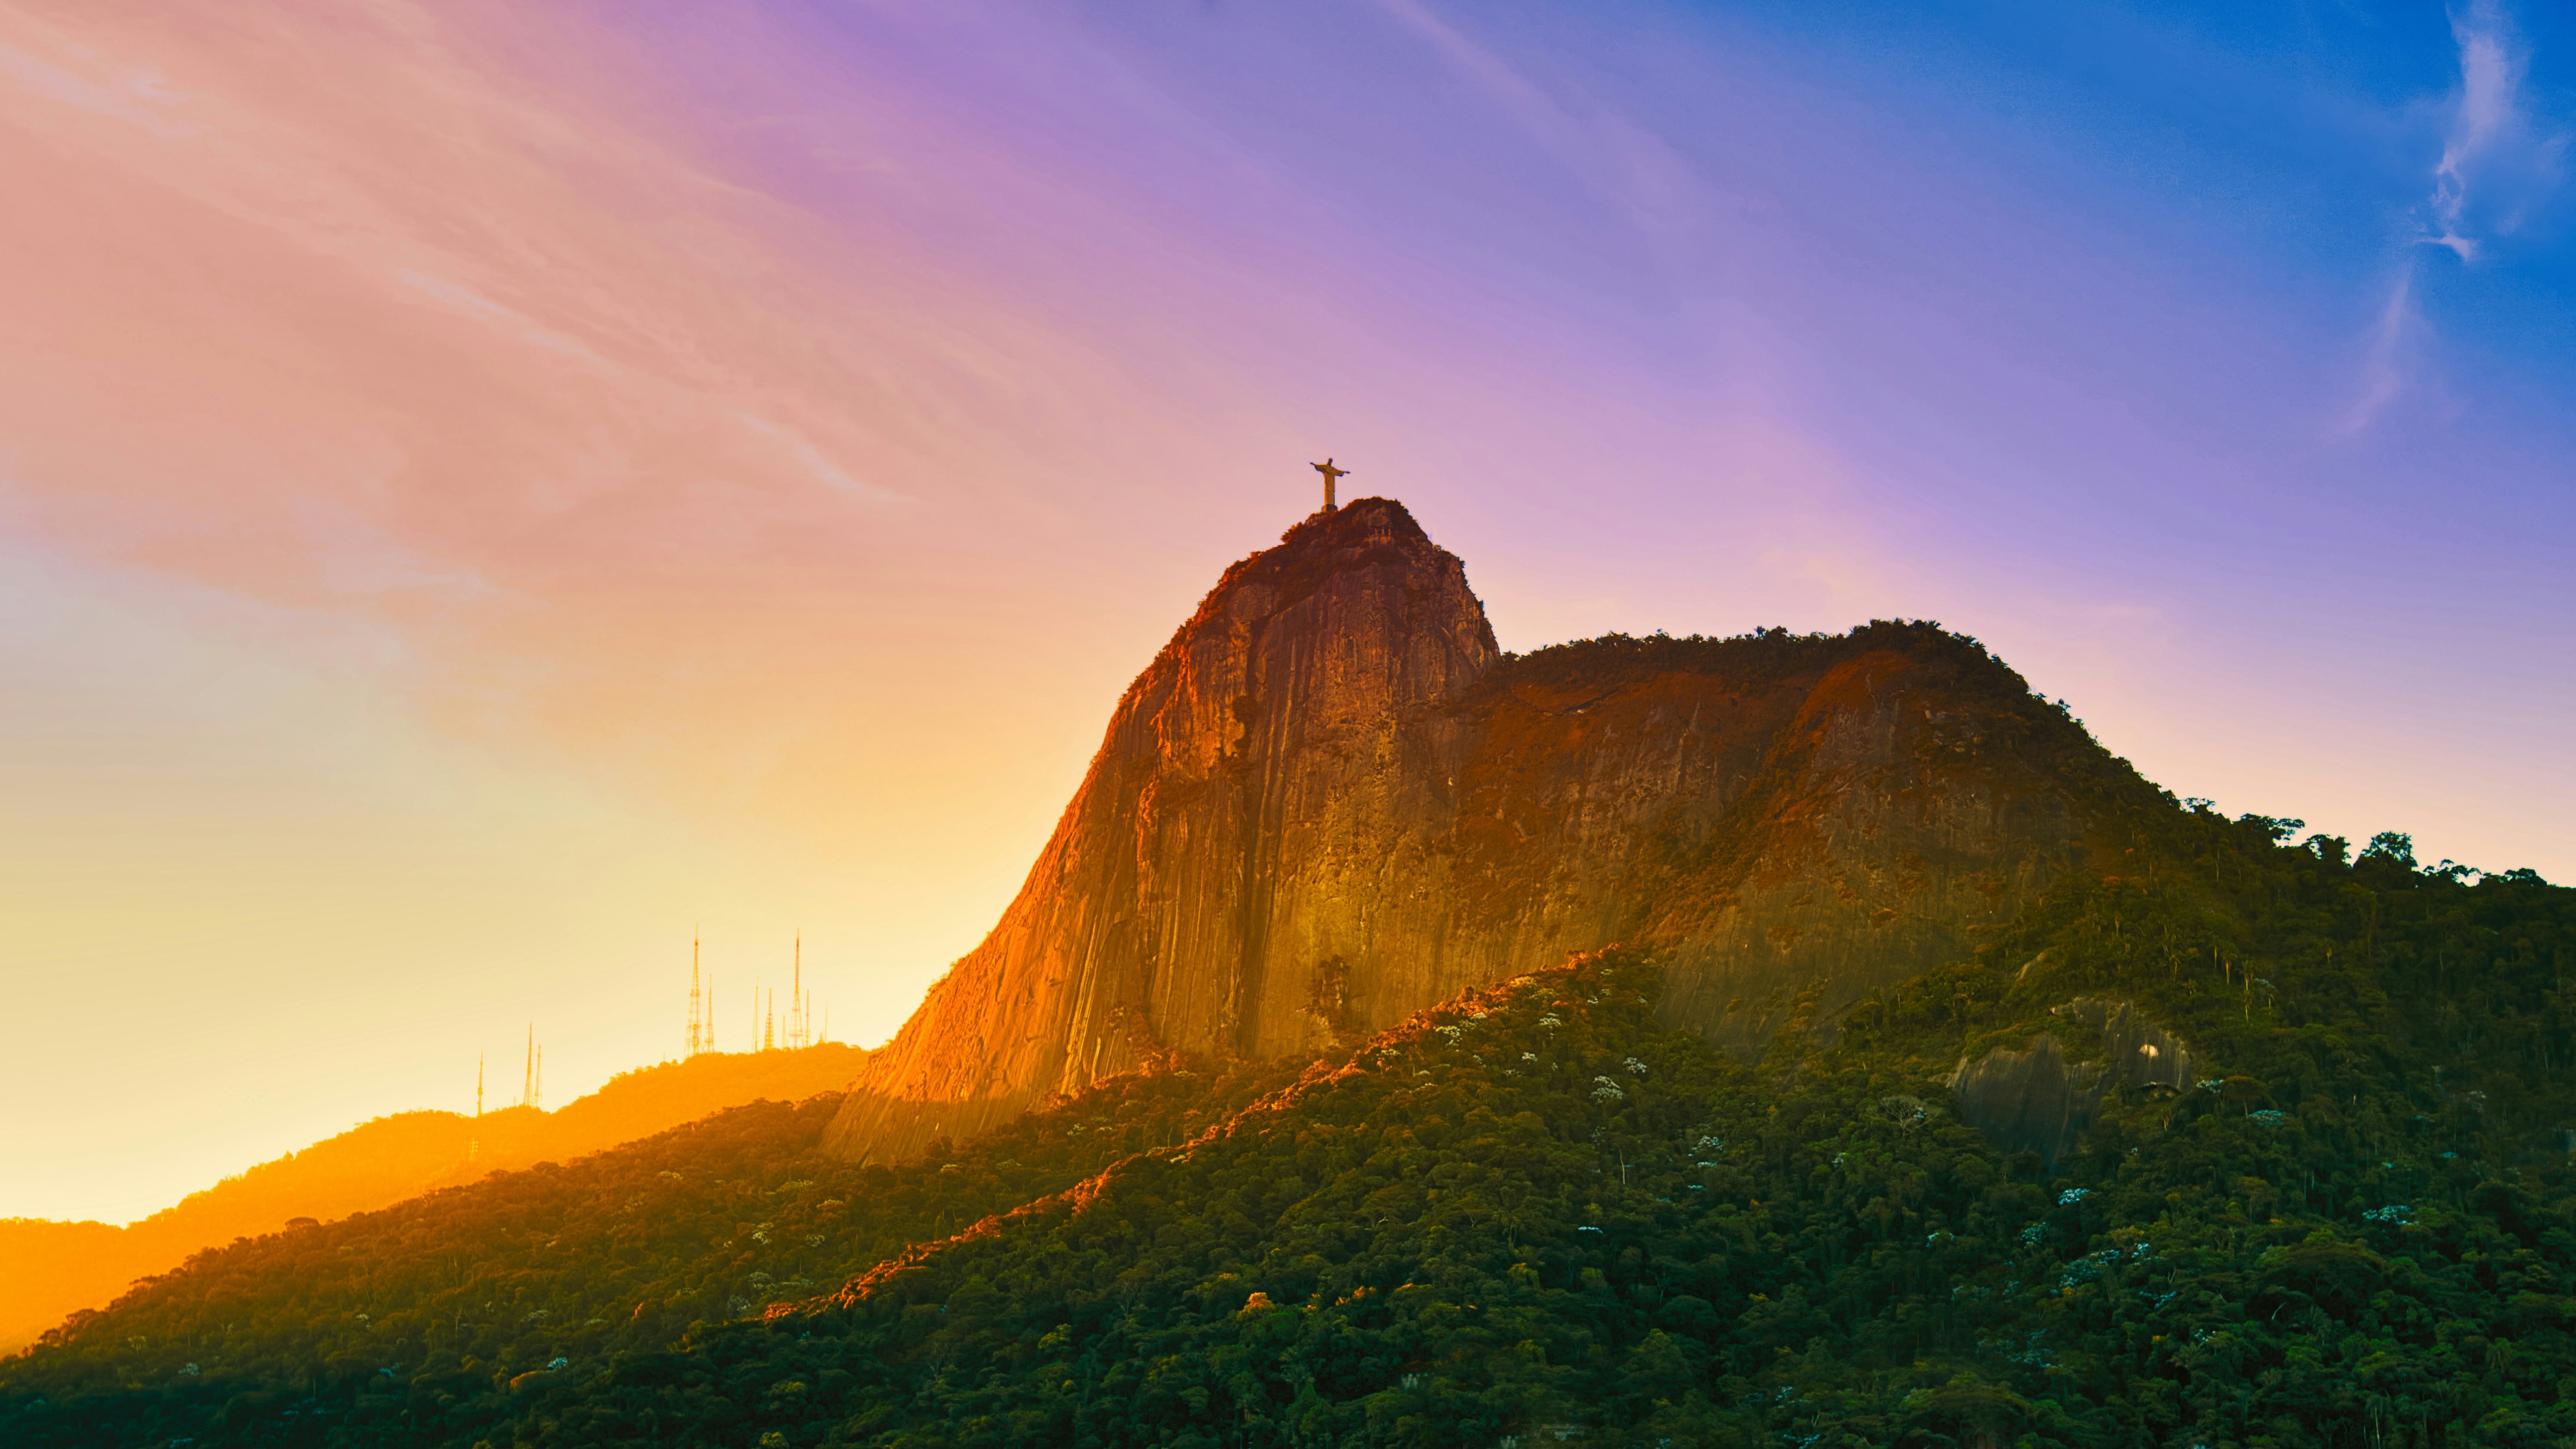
[0,1043,866,1354]
[825,498,2162,1163]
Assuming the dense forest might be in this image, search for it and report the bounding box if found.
[3,804,2571,1447]
[0,1043,871,1355]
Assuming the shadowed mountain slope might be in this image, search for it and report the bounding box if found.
[826,498,2160,1162]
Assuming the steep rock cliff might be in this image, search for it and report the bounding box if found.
[826,498,2159,1161]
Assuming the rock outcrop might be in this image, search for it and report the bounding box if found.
[1948,998,2193,1169]
[826,498,2157,1161]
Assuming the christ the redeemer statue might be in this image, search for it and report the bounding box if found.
[1311,458,1349,512]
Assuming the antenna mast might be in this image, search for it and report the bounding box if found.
[687,932,703,1058]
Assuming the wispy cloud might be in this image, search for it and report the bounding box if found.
[393,269,604,364]
[2425,0,2535,260]
[0,27,188,136]
[1370,0,1709,261]
[736,415,904,504]
[2331,267,2418,440]
[2341,1,2562,435]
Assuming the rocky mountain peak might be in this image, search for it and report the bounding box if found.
[824,501,2143,1163]
[1198,495,1455,618]
[1121,495,1498,774]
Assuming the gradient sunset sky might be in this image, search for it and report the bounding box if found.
[3,0,2570,1223]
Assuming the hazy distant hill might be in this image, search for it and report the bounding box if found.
[0,1043,865,1353]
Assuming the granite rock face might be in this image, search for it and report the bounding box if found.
[1948,998,2193,1170]
[824,498,2153,1161]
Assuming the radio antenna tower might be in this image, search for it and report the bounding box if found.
[687,932,704,1058]
[521,1025,534,1109]
[475,1052,484,1118]
[791,934,804,1049]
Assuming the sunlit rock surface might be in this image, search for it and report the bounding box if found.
[827,498,2157,1161]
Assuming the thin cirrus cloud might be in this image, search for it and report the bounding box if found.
[1371,0,1710,263]
[2341,0,2565,436]
[736,415,905,505]
[0,1,1086,772]
[392,268,607,365]
[2429,0,2559,259]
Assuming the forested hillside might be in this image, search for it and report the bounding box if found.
[3,808,2570,1447]
[0,1045,868,1355]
